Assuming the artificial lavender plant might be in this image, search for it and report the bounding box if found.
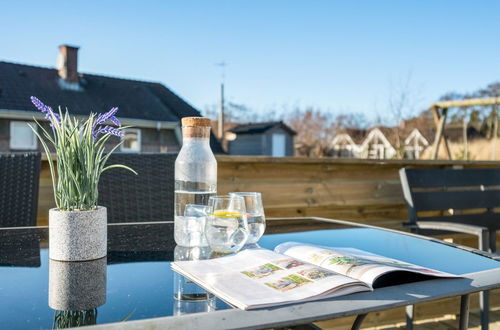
[30,97,136,211]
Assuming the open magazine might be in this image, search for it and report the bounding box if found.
[171,242,457,310]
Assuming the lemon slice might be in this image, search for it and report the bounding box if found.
[213,210,241,218]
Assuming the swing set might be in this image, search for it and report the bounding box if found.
[430,97,500,159]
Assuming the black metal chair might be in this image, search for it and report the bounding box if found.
[399,167,500,330]
[98,153,176,223]
[0,152,41,227]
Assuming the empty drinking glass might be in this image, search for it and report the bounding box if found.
[205,195,249,254]
[229,192,265,244]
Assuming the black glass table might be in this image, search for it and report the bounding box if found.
[1,217,499,329]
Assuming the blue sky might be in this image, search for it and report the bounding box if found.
[1,1,500,121]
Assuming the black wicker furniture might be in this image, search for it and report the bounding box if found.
[98,153,176,223]
[0,152,41,227]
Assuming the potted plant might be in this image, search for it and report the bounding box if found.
[30,97,136,261]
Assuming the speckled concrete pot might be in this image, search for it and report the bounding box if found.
[49,207,107,261]
[49,257,107,311]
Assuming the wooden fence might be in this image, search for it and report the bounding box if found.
[38,155,500,228]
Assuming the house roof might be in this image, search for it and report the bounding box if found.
[336,128,368,144]
[0,61,192,121]
[210,121,240,139]
[401,114,436,143]
[0,61,224,153]
[228,121,297,135]
[373,126,400,146]
[442,124,483,142]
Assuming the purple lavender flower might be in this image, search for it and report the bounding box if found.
[31,96,123,139]
[30,96,61,126]
[92,107,123,140]
[108,115,121,127]
[97,125,124,138]
[95,107,118,126]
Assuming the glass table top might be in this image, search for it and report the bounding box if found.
[0,220,498,329]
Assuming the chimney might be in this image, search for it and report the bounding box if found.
[57,45,79,84]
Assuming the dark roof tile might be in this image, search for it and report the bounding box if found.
[0,61,194,122]
[229,121,296,135]
[0,61,224,153]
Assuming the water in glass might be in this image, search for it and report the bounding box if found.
[229,192,265,244]
[205,196,249,253]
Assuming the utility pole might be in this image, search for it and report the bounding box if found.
[219,82,225,141]
[492,102,498,160]
[215,61,227,142]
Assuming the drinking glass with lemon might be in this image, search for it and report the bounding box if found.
[205,195,249,253]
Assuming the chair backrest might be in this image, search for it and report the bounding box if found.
[98,153,176,223]
[399,168,500,231]
[0,152,41,227]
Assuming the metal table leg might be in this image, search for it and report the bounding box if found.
[406,305,414,330]
[489,230,496,253]
[459,294,470,330]
[480,290,489,330]
[351,313,368,330]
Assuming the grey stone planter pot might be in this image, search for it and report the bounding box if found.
[48,257,107,311]
[49,207,107,261]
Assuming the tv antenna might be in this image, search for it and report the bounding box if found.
[215,61,227,83]
[215,61,228,141]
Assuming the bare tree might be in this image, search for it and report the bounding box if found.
[387,72,423,158]
[286,107,335,157]
[286,107,369,157]
[203,102,280,123]
[334,112,369,130]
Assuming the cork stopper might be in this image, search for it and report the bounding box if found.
[181,117,211,139]
[182,117,211,127]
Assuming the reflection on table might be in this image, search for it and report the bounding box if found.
[49,257,107,328]
[173,246,216,315]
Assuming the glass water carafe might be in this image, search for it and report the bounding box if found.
[174,117,217,247]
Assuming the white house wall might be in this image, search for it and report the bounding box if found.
[403,128,429,159]
[359,128,396,159]
[331,133,361,157]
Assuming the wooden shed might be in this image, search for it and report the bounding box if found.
[226,121,296,156]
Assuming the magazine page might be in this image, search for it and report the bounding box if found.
[275,242,457,287]
[172,248,371,310]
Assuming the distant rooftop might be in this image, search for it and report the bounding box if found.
[0,61,202,122]
[229,121,296,135]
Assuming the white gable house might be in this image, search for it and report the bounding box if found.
[403,128,429,159]
[330,126,432,160]
[331,133,360,158]
[359,128,396,159]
